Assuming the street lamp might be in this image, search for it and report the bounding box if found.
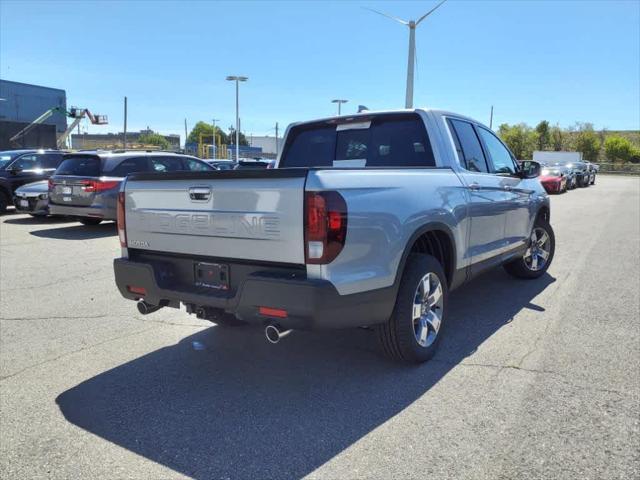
[331,99,348,116]
[226,75,248,161]
[212,118,219,158]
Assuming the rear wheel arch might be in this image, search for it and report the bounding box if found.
[536,205,550,224]
[395,223,457,290]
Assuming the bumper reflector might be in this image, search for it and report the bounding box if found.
[127,285,147,295]
[259,306,288,318]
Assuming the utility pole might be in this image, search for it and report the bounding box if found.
[489,105,494,129]
[275,122,279,157]
[184,118,188,152]
[123,96,128,149]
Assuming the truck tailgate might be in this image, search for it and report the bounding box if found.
[123,170,307,264]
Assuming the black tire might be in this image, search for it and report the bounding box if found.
[0,190,9,215]
[504,216,555,279]
[79,218,102,226]
[377,254,448,364]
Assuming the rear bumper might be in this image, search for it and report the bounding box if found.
[13,196,49,215]
[113,258,395,330]
[49,203,116,220]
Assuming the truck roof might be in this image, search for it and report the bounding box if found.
[286,108,484,130]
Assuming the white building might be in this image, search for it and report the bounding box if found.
[248,135,284,156]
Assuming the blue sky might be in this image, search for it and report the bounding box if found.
[1,0,639,142]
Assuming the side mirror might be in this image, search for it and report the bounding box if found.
[519,160,541,179]
[8,166,22,175]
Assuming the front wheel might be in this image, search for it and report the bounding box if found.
[377,254,448,363]
[504,217,555,279]
[79,218,102,226]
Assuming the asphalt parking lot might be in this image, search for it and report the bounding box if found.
[0,175,638,479]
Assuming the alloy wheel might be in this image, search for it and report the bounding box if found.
[524,227,551,271]
[412,272,444,347]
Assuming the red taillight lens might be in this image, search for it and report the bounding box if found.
[304,191,347,264]
[81,180,119,193]
[117,191,127,247]
[127,285,146,295]
[48,178,54,190]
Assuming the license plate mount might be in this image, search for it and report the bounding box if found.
[19,199,29,208]
[194,262,229,290]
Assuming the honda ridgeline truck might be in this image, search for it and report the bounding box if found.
[114,109,554,363]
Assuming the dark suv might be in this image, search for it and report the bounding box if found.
[0,149,65,213]
[48,151,213,225]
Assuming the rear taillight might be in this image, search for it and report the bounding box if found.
[81,180,120,193]
[117,191,127,247]
[48,178,54,190]
[304,191,347,264]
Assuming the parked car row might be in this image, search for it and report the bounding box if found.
[0,149,277,219]
[536,159,597,194]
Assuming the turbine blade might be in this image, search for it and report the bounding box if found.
[416,0,448,25]
[363,7,409,25]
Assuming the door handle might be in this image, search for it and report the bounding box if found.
[503,185,512,191]
[188,186,211,202]
[468,182,480,191]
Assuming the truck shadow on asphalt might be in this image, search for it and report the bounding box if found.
[56,270,554,480]
[29,222,116,240]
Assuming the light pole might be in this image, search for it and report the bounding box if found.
[331,99,348,116]
[226,75,248,161]
[212,118,219,158]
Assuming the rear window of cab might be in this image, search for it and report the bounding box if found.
[280,113,436,168]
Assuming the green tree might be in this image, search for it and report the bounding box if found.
[187,121,228,144]
[604,135,640,163]
[550,124,564,151]
[228,127,249,146]
[534,120,550,151]
[138,132,170,150]
[572,122,600,161]
[498,123,535,159]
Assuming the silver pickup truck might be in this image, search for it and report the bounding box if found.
[113,109,554,363]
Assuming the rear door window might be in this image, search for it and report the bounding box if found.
[182,157,213,171]
[280,113,435,168]
[447,119,489,173]
[151,156,183,172]
[107,157,149,177]
[56,156,101,176]
[41,153,64,169]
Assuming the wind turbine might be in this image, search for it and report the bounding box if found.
[366,0,447,109]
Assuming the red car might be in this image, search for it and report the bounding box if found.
[539,167,567,194]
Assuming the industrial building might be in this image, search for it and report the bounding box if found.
[71,129,180,150]
[0,80,67,149]
[248,135,283,156]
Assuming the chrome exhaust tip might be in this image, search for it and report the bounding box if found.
[137,300,162,315]
[265,324,292,344]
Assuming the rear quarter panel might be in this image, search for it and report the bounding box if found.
[305,169,469,295]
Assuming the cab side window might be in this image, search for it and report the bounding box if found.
[151,156,183,172]
[12,154,41,170]
[447,119,489,173]
[477,127,518,175]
